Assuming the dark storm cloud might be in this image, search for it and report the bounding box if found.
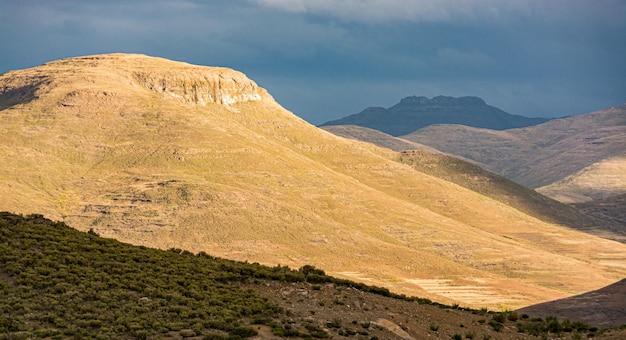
[1,0,625,124]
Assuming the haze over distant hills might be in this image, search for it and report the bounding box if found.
[322,101,626,206]
[2,54,626,311]
[320,95,549,136]
[402,105,626,201]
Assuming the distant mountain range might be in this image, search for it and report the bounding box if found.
[322,102,626,206]
[320,95,549,136]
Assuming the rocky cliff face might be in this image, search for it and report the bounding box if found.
[132,69,263,106]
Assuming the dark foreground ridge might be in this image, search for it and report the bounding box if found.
[320,95,549,136]
[1,212,623,339]
[517,278,626,329]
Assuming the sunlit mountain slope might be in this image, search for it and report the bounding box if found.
[1,54,625,309]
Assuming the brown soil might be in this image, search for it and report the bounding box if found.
[239,280,626,339]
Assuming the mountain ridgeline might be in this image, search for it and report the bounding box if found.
[402,105,626,197]
[2,54,626,312]
[321,98,626,207]
[320,95,549,136]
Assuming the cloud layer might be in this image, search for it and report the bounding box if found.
[1,0,625,123]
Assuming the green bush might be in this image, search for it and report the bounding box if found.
[488,320,503,332]
[326,319,342,329]
[491,313,506,323]
[229,326,257,337]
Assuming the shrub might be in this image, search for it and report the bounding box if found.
[488,320,503,332]
[204,333,229,340]
[492,313,506,323]
[299,265,326,276]
[326,319,342,329]
[546,316,562,333]
[229,326,258,337]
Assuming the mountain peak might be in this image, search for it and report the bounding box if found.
[3,53,269,109]
[399,95,486,106]
[320,95,548,136]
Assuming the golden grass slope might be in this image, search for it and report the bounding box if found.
[401,106,626,198]
[321,125,623,241]
[1,54,626,310]
[537,156,626,203]
[320,124,434,152]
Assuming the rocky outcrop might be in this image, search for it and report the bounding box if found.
[18,54,267,108]
[132,69,264,106]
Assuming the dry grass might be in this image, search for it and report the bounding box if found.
[537,156,626,203]
[401,107,626,191]
[1,54,626,310]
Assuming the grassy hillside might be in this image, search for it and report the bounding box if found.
[537,156,626,203]
[573,194,626,228]
[2,54,626,311]
[0,212,283,339]
[396,150,626,241]
[319,125,430,152]
[2,212,623,339]
[401,105,626,193]
[319,126,625,241]
[517,278,626,329]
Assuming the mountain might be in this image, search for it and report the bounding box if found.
[2,54,626,311]
[401,105,626,201]
[5,212,622,339]
[319,95,549,136]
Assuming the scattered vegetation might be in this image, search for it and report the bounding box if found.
[3,212,408,339]
[0,212,286,338]
[0,212,617,339]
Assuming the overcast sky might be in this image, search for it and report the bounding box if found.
[1,0,625,124]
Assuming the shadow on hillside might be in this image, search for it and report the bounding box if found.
[0,80,49,111]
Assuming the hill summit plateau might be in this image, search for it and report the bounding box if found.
[2,54,626,310]
[320,95,549,136]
